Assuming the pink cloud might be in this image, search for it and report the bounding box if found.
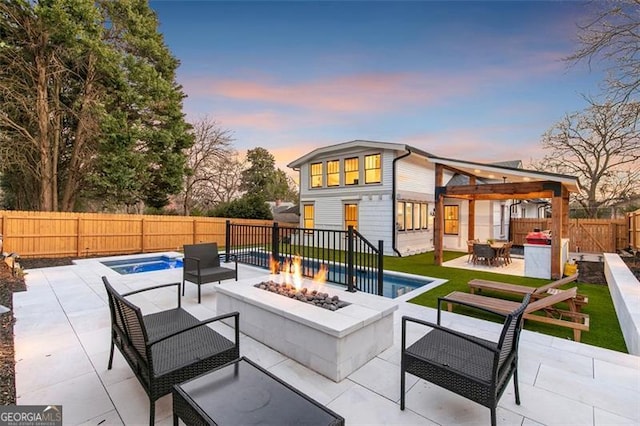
[402,128,547,164]
[184,72,479,114]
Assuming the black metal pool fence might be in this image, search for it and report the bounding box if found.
[225,221,384,295]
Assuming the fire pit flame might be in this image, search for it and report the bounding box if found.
[260,257,348,311]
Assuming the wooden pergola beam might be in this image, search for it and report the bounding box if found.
[441,181,562,197]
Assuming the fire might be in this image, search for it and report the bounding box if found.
[313,264,327,285]
[269,255,279,275]
[291,255,302,290]
[271,255,326,291]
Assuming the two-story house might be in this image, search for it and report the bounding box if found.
[287,140,578,257]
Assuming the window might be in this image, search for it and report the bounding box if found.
[327,160,340,186]
[421,203,428,229]
[303,204,314,229]
[397,202,405,230]
[344,157,359,185]
[310,163,323,188]
[444,205,459,235]
[344,203,358,230]
[364,154,381,184]
[414,203,421,230]
[406,202,413,230]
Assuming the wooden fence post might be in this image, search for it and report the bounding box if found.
[141,218,146,253]
[77,216,82,257]
[193,218,197,244]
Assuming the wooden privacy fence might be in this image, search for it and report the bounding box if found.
[629,209,640,251]
[510,218,628,253]
[0,210,297,258]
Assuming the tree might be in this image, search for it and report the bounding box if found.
[569,0,640,102]
[210,193,273,220]
[240,147,297,202]
[538,99,640,218]
[0,0,192,211]
[180,117,234,215]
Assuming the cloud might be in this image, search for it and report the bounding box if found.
[401,127,547,164]
[183,71,482,115]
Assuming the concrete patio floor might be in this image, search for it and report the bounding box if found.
[13,254,640,425]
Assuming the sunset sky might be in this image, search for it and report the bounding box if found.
[150,1,607,172]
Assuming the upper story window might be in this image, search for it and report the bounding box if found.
[364,154,381,184]
[310,163,323,188]
[327,160,340,187]
[444,205,459,235]
[344,157,359,185]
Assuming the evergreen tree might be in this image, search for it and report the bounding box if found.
[0,0,192,211]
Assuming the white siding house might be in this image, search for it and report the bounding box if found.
[288,140,578,256]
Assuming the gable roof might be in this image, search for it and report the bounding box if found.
[287,139,580,193]
[287,140,432,169]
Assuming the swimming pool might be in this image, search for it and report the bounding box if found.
[101,253,432,298]
[102,255,183,275]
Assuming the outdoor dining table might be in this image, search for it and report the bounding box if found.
[473,242,506,266]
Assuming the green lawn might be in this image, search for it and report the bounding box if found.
[384,251,628,353]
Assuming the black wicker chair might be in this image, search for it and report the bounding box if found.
[102,277,240,425]
[401,293,530,426]
[183,242,237,303]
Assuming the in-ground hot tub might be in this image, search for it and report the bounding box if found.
[216,275,397,382]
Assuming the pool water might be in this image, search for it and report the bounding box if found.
[102,256,183,275]
[101,253,432,298]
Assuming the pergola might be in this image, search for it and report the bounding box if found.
[430,158,579,279]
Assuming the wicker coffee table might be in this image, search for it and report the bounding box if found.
[172,357,345,425]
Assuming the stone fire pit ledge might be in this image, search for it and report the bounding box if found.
[215,275,398,382]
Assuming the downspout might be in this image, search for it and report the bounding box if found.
[392,149,413,257]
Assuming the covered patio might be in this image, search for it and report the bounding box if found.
[431,158,579,279]
[12,255,638,425]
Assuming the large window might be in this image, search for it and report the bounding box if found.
[327,160,340,187]
[303,204,315,229]
[444,205,459,235]
[344,203,358,230]
[421,203,428,229]
[364,154,381,184]
[310,163,323,188]
[397,202,405,231]
[413,203,421,230]
[405,202,413,230]
[344,157,359,185]
[397,201,430,231]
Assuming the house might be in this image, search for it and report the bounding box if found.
[288,140,579,258]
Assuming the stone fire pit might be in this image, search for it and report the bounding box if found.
[216,275,397,382]
[254,281,351,311]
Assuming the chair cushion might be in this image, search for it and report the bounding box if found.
[184,266,236,284]
[151,325,236,376]
[405,328,496,383]
[144,308,200,342]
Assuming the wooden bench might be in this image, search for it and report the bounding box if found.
[468,273,587,311]
[443,287,590,342]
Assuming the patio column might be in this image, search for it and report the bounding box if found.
[551,190,564,279]
[434,164,444,266]
[468,176,476,241]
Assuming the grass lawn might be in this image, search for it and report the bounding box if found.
[383,251,628,353]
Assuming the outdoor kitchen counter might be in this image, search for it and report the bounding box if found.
[524,238,569,279]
